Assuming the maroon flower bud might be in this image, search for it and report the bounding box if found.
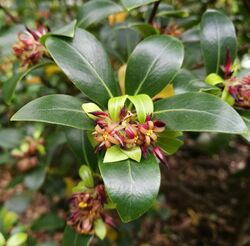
[152,146,169,168]
[95,119,107,128]
[153,120,166,128]
[12,24,47,68]
[145,114,152,122]
[125,125,137,139]
[102,214,117,230]
[141,144,148,159]
[228,75,250,108]
[89,111,109,118]
[119,106,127,120]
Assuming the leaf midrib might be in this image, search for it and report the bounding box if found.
[133,41,172,95]
[51,38,114,98]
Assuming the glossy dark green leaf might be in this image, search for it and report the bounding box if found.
[63,226,92,246]
[172,69,220,95]
[3,61,52,104]
[121,0,158,10]
[45,28,118,106]
[99,154,160,222]
[117,23,158,38]
[77,0,123,28]
[104,26,140,62]
[200,9,237,74]
[154,92,247,134]
[40,20,77,45]
[65,129,98,170]
[11,95,93,130]
[125,35,184,97]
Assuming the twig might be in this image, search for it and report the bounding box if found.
[0,4,20,24]
[148,0,161,24]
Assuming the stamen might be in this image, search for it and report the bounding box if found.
[146,129,153,136]
[78,202,87,209]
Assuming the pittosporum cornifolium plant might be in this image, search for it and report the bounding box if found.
[8,5,249,243]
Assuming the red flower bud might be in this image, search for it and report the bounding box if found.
[89,111,108,118]
[152,146,169,168]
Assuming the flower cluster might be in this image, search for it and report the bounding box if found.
[153,22,184,38]
[228,76,250,108]
[12,23,47,68]
[92,107,168,166]
[11,136,45,172]
[222,50,250,108]
[67,185,115,234]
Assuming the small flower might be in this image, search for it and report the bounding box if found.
[124,124,142,147]
[12,23,47,68]
[67,185,116,235]
[138,120,166,146]
[228,76,250,108]
[11,136,45,172]
[222,49,234,79]
[93,124,122,151]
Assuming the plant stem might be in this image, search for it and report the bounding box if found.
[148,0,161,24]
[0,4,20,24]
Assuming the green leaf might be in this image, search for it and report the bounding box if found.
[72,181,89,193]
[117,23,159,38]
[120,146,141,162]
[11,95,93,130]
[6,233,28,246]
[45,28,118,106]
[221,88,235,105]
[77,0,124,28]
[108,95,128,121]
[65,129,98,170]
[1,209,18,231]
[32,213,64,232]
[121,0,158,11]
[0,233,5,246]
[157,130,183,155]
[81,103,102,120]
[156,9,189,18]
[63,226,92,246]
[0,128,23,149]
[125,35,184,97]
[200,9,237,75]
[172,69,208,95]
[103,145,128,163]
[153,92,247,134]
[205,73,224,86]
[79,165,94,188]
[128,94,153,123]
[3,61,52,104]
[99,154,160,222]
[94,219,107,240]
[238,111,250,142]
[40,20,77,45]
[5,193,31,214]
[24,167,46,191]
